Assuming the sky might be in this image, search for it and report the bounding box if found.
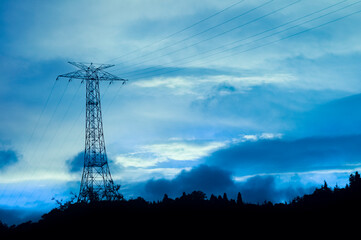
[1,0,361,224]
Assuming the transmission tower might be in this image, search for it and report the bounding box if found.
[57,62,127,202]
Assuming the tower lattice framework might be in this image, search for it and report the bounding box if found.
[58,62,127,202]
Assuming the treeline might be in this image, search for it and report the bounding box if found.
[2,172,361,236]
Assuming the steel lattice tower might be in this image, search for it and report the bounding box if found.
[57,62,127,202]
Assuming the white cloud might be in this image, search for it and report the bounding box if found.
[132,73,296,98]
[115,140,227,168]
[132,76,196,95]
[115,133,283,168]
[142,141,226,161]
[233,133,283,143]
[115,155,163,168]
[259,133,283,140]
[242,135,258,141]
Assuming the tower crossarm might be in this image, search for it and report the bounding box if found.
[68,61,114,71]
[57,70,89,81]
[97,70,128,83]
[56,62,128,84]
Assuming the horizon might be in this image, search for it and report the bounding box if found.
[1,0,361,225]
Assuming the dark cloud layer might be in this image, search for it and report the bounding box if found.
[205,135,361,175]
[145,165,234,197]
[143,164,312,203]
[191,84,344,132]
[66,152,84,173]
[0,207,43,226]
[297,93,361,136]
[0,149,19,170]
[66,151,119,173]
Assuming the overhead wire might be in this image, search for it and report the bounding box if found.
[106,0,247,64]
[21,80,58,156]
[30,81,85,204]
[11,80,71,206]
[0,79,58,203]
[115,0,302,78]
[35,80,117,203]
[117,0,360,81]
[195,0,361,67]
[108,0,274,73]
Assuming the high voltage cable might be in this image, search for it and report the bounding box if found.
[108,0,274,73]
[57,81,113,155]
[120,3,361,81]
[12,79,119,205]
[116,0,302,78]
[21,80,58,155]
[11,81,71,205]
[37,81,83,165]
[106,0,247,64]
[26,81,84,204]
[31,81,121,205]
[128,0,273,61]
[28,81,70,162]
[0,80,58,200]
[122,0,354,80]
[137,0,300,67]
[199,0,361,65]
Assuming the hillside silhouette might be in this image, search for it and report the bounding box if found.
[1,172,361,237]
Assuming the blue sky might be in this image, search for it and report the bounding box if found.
[1,0,361,224]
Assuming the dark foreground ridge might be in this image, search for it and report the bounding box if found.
[2,172,361,237]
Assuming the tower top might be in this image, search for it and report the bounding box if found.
[57,62,128,83]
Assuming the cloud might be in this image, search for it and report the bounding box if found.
[0,149,19,170]
[143,141,226,161]
[0,0,226,62]
[190,83,343,133]
[66,151,119,173]
[295,92,361,136]
[0,207,43,225]
[238,175,314,203]
[142,164,313,203]
[238,133,283,142]
[132,73,295,97]
[66,152,84,173]
[205,135,361,176]
[144,165,235,199]
[115,140,227,168]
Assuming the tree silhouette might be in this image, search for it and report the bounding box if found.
[3,171,361,236]
[236,192,243,206]
[349,171,361,190]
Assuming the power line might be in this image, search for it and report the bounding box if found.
[109,0,274,73]
[0,80,58,202]
[106,0,247,64]
[119,0,358,80]
[199,0,361,66]
[21,80,58,155]
[29,81,71,162]
[116,0,302,78]
[119,2,361,81]
[12,80,71,206]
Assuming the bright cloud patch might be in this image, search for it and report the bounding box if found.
[115,140,227,168]
[142,141,227,161]
[115,134,282,168]
[133,74,295,97]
